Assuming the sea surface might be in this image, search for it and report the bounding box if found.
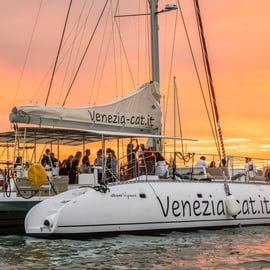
[1,226,270,270]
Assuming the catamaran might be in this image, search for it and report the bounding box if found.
[6,0,270,237]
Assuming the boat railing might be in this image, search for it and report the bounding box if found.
[173,151,270,182]
[101,153,157,183]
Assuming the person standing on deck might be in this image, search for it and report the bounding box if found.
[81,149,91,173]
[138,144,147,175]
[82,149,91,167]
[69,151,82,184]
[41,148,52,168]
[127,139,139,178]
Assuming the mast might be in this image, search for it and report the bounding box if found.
[150,0,160,87]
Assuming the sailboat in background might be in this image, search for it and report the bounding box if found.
[7,0,270,237]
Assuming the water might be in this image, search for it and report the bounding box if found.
[1,226,270,269]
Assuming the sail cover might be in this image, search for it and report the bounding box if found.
[10,82,161,135]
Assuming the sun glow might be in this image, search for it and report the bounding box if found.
[1,1,270,158]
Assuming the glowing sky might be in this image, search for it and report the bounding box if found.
[1,0,270,158]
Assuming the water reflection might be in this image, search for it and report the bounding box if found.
[0,226,270,269]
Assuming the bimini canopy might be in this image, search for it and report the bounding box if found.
[10,82,161,135]
[0,127,196,146]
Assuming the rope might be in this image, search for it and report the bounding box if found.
[30,1,94,104]
[13,0,43,107]
[145,1,151,82]
[111,0,118,98]
[176,0,221,156]
[193,0,226,158]
[114,16,136,90]
[45,0,73,106]
[163,9,178,136]
[175,81,185,155]
[79,184,110,193]
[136,0,141,85]
[62,0,109,106]
[93,24,115,105]
[193,0,220,156]
[114,0,124,97]
[68,1,94,85]
[57,0,88,105]
[88,5,111,104]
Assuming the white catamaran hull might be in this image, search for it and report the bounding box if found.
[25,178,270,236]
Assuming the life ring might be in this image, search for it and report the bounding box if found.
[28,164,47,187]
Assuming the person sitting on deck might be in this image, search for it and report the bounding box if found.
[209,160,216,167]
[196,156,207,167]
[244,157,256,180]
[155,152,168,178]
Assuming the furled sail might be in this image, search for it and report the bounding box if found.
[10,82,161,135]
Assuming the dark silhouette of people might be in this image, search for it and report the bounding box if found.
[94,149,103,183]
[41,149,52,167]
[82,149,91,167]
[59,155,73,176]
[127,139,139,178]
[145,146,155,175]
[69,151,82,184]
[138,144,147,175]
[105,148,112,182]
[219,158,227,167]
[14,156,22,168]
[50,152,60,167]
[209,161,216,167]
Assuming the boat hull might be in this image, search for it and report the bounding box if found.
[0,197,41,234]
[24,180,270,237]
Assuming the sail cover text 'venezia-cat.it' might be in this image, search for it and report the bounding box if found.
[10,82,162,135]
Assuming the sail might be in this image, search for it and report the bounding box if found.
[10,82,161,135]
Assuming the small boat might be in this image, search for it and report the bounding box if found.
[8,0,270,237]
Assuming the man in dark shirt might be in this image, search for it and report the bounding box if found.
[82,149,91,167]
[41,149,51,167]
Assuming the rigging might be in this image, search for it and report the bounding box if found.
[175,0,222,157]
[58,0,88,105]
[45,0,73,106]
[13,0,43,107]
[62,0,109,106]
[193,0,226,159]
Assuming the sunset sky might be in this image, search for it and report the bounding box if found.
[1,0,270,159]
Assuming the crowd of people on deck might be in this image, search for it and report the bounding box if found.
[38,139,172,184]
[41,144,260,184]
[13,143,262,183]
[40,148,101,184]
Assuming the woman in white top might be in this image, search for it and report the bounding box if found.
[196,156,207,167]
